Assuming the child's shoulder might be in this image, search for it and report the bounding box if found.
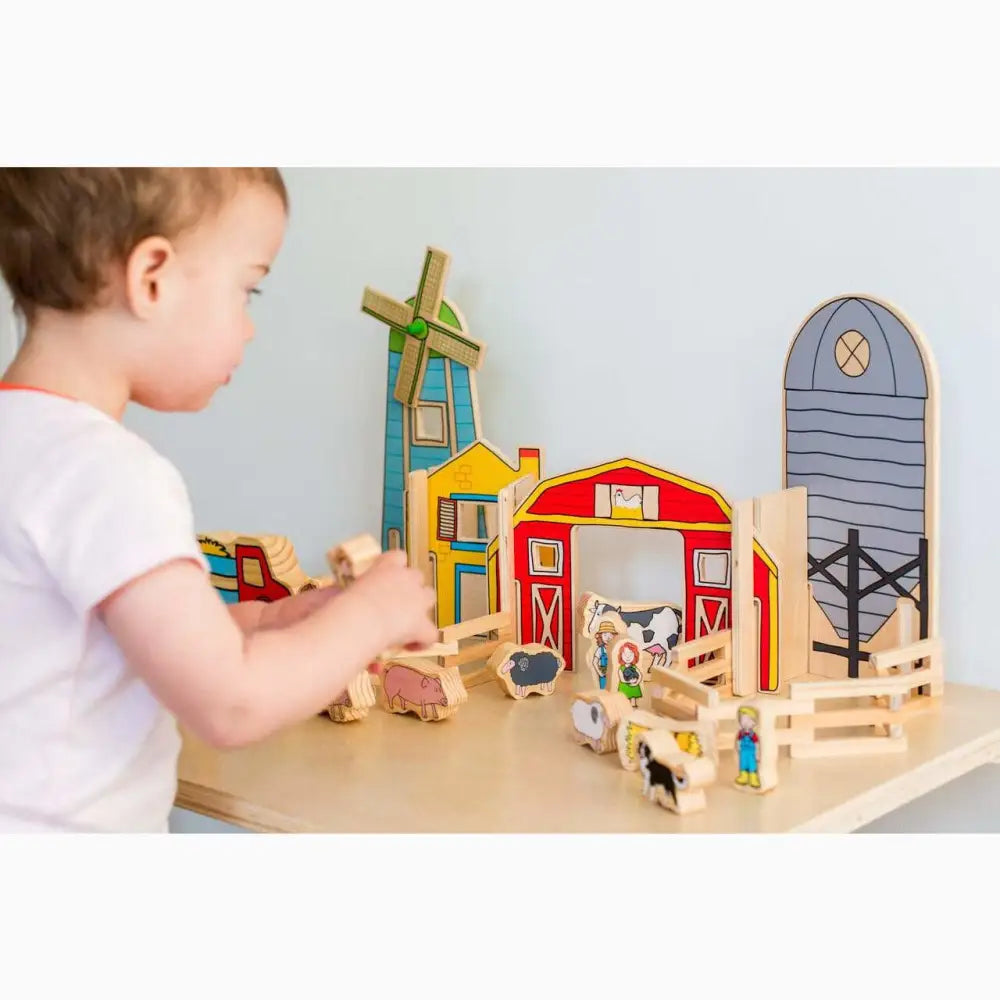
[1,387,160,453]
[0,389,187,523]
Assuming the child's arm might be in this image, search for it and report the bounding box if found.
[98,550,437,748]
[227,585,342,634]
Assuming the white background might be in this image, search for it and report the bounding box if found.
[5,168,999,833]
[4,8,998,992]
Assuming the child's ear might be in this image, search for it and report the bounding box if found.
[124,236,175,319]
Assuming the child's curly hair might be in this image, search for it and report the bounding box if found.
[0,168,287,322]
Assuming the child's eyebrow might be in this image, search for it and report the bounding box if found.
[252,264,271,275]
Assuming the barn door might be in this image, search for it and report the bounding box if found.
[531,584,563,653]
[693,596,729,667]
[694,595,729,636]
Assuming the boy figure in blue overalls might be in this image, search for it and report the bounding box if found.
[735,706,761,789]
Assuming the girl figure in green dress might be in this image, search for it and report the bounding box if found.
[616,641,643,707]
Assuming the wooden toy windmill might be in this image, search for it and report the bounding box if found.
[361,246,488,551]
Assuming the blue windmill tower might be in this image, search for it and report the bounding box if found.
[361,247,486,551]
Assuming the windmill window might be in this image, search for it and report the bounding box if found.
[412,402,449,446]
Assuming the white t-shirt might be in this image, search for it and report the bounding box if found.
[0,387,209,832]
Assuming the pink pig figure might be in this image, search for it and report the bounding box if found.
[383,665,448,720]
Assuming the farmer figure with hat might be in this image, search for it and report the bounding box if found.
[592,620,618,690]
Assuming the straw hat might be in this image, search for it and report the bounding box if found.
[596,620,620,636]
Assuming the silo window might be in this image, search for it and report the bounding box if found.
[835,330,870,377]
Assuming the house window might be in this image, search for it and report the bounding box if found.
[412,402,448,446]
[529,539,563,576]
[437,498,458,541]
[694,549,731,588]
[457,500,498,542]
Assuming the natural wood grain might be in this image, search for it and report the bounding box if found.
[177,679,1000,834]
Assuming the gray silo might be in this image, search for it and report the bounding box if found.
[783,296,934,675]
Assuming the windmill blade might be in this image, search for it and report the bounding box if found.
[426,319,486,371]
[394,333,431,407]
[362,287,413,330]
[412,247,451,322]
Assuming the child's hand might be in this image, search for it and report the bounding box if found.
[347,550,438,652]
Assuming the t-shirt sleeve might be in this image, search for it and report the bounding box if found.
[22,426,210,615]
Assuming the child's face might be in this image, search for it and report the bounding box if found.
[132,182,287,411]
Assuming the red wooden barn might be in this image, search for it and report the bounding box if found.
[492,458,779,692]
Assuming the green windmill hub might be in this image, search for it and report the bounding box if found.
[406,318,429,340]
[389,299,461,355]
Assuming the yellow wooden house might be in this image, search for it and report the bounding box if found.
[411,440,542,627]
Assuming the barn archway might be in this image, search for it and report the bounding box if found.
[489,458,780,692]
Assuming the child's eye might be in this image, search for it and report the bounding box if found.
[246,288,262,304]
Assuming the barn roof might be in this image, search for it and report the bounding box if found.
[515,457,732,529]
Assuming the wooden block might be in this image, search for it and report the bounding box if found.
[687,658,732,684]
[753,486,810,682]
[670,629,733,668]
[616,710,717,772]
[649,665,720,709]
[459,666,496,689]
[404,469,431,589]
[731,498,756,697]
[445,639,504,668]
[489,642,566,700]
[440,611,512,644]
[570,689,631,754]
[789,705,892,730]
[789,663,941,702]
[869,639,941,673]
[326,534,381,588]
[379,660,468,722]
[637,729,717,815]
[379,641,457,662]
[652,694,700,721]
[327,671,378,723]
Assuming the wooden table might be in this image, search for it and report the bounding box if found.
[176,679,1000,833]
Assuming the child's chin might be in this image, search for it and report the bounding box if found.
[134,386,216,413]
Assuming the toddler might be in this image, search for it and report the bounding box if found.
[0,168,437,832]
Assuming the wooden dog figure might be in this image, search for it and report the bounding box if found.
[637,730,717,815]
